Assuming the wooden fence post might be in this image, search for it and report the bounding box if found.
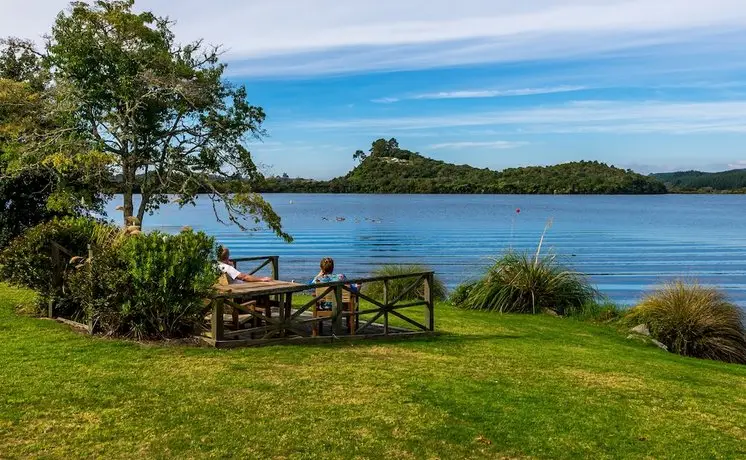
[271,257,279,280]
[332,284,344,336]
[211,298,225,343]
[86,244,94,335]
[383,279,389,335]
[424,273,435,331]
[49,243,61,318]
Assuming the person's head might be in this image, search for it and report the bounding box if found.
[320,257,334,275]
[218,246,230,262]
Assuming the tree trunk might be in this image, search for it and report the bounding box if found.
[122,189,134,224]
[122,161,135,225]
[136,191,149,227]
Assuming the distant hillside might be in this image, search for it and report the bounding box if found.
[652,169,746,192]
[260,138,667,194]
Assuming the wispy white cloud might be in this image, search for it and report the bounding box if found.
[371,86,587,103]
[6,1,746,76]
[428,141,528,150]
[297,100,746,134]
[413,86,587,100]
[728,160,746,169]
[371,97,400,104]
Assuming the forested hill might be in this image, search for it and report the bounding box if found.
[652,169,746,193]
[259,138,667,194]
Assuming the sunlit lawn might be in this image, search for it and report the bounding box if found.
[1,283,745,459]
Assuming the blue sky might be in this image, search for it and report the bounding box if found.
[5,0,746,178]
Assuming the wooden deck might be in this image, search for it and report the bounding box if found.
[202,257,436,348]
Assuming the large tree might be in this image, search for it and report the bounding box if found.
[0,38,107,247]
[31,0,289,240]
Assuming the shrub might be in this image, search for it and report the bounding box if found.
[626,281,746,364]
[453,251,597,315]
[565,301,624,322]
[113,230,219,339]
[361,264,446,302]
[0,216,103,314]
[66,225,131,326]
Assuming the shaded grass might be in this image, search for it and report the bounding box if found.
[1,283,746,459]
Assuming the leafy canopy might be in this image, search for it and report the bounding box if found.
[4,0,290,241]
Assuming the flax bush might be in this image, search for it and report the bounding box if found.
[453,251,597,315]
[626,281,746,364]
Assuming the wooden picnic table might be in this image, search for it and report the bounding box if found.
[212,280,304,334]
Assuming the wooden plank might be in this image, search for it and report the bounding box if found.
[55,317,90,331]
[332,285,344,336]
[424,272,435,331]
[383,279,389,335]
[356,311,384,334]
[390,301,429,310]
[389,310,429,331]
[208,331,437,349]
[387,274,425,307]
[210,272,435,298]
[211,299,225,341]
[271,256,279,280]
[349,290,387,310]
[247,258,271,276]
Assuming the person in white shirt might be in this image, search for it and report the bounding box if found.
[217,246,273,284]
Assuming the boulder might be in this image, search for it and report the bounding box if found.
[630,324,650,336]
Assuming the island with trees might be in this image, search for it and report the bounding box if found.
[260,138,668,194]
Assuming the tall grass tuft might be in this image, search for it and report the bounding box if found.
[362,264,446,302]
[626,281,746,364]
[454,251,597,315]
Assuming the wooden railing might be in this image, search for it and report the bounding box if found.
[232,256,280,280]
[205,271,436,347]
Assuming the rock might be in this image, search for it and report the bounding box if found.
[630,324,650,336]
[543,308,560,317]
[651,339,669,351]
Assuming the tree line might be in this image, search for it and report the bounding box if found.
[260,138,668,195]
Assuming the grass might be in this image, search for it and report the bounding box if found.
[1,283,746,459]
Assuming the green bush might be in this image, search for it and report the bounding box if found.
[114,230,219,339]
[361,264,446,302]
[0,216,103,314]
[453,251,597,315]
[626,281,746,364]
[565,301,624,322]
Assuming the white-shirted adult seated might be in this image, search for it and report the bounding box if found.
[217,246,273,284]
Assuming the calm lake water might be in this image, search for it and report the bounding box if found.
[107,194,746,307]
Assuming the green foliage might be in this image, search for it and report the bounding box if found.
[116,230,218,339]
[0,217,102,313]
[67,229,219,339]
[626,281,746,364]
[361,264,446,302]
[260,138,667,194]
[565,301,624,322]
[34,0,288,241]
[454,251,597,315]
[653,169,746,192]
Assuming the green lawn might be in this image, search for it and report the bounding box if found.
[1,284,745,459]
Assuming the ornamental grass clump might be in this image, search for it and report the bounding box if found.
[454,251,597,315]
[626,281,746,364]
